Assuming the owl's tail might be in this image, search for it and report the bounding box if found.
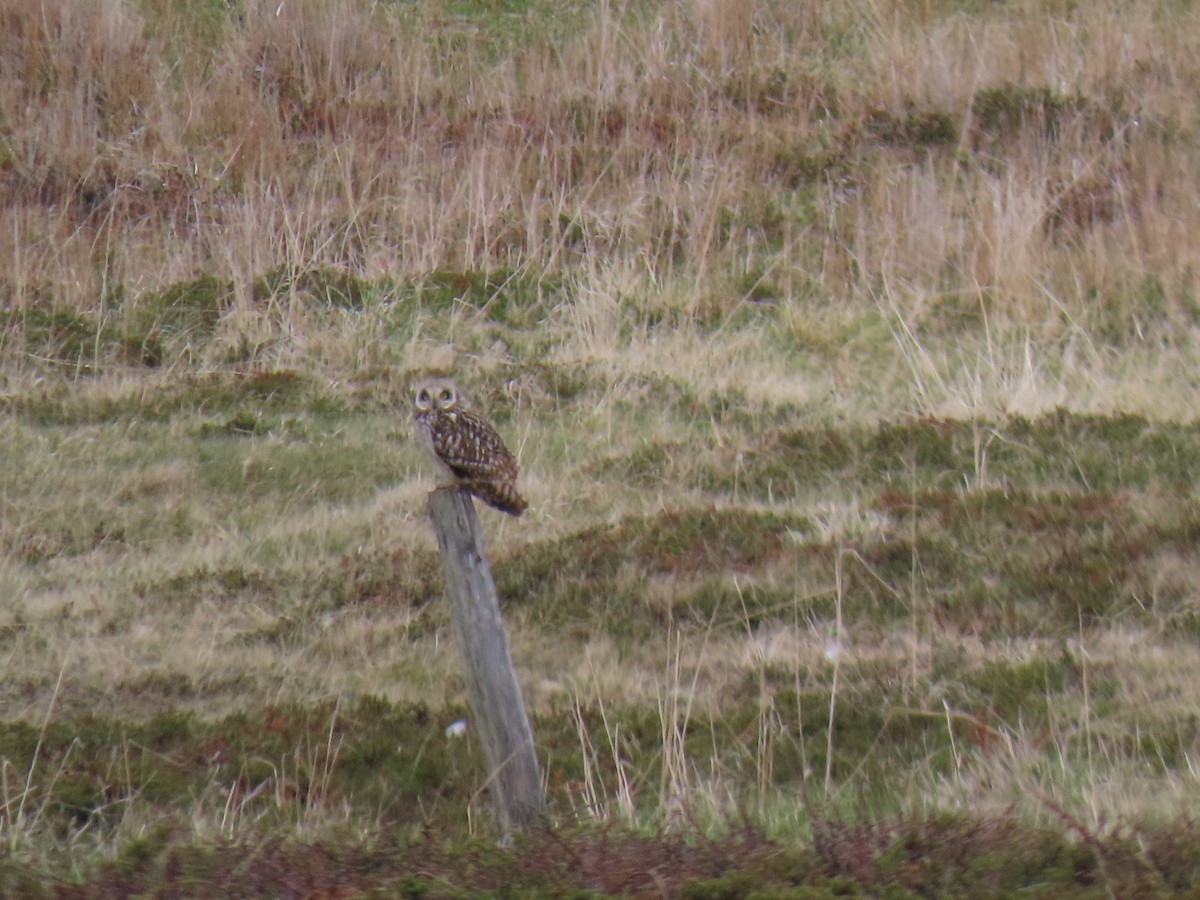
[465,479,528,517]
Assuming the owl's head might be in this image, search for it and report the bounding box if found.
[414,377,461,413]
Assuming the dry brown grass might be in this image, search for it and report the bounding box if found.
[3,0,1200,880]
[0,0,1193,335]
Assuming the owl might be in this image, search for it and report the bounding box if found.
[412,377,528,516]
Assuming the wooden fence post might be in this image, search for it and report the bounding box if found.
[426,486,545,839]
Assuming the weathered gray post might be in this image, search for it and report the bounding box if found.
[426,486,544,838]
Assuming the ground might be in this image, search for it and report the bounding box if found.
[2,0,1200,895]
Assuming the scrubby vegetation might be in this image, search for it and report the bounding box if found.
[3,0,1200,894]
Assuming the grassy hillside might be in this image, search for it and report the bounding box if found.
[3,0,1200,894]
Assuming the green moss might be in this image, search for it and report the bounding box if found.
[0,308,118,372]
[139,274,231,335]
[253,266,376,310]
[138,0,239,55]
[117,671,199,702]
[969,83,1087,145]
[313,546,441,613]
[868,485,1171,632]
[215,369,305,404]
[396,0,599,62]
[586,440,685,489]
[769,148,846,190]
[0,691,1190,893]
[1118,715,1200,772]
[719,412,1200,503]
[7,518,124,566]
[2,368,350,427]
[960,656,1075,723]
[529,362,594,403]
[712,427,851,496]
[681,870,770,899]
[193,435,394,504]
[400,270,566,329]
[141,564,277,607]
[721,66,792,113]
[111,821,177,879]
[62,812,1169,898]
[496,508,808,629]
[864,104,958,150]
[868,419,965,473]
[138,709,197,747]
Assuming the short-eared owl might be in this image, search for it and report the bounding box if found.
[412,377,528,516]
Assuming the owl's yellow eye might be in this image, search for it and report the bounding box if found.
[439,389,454,404]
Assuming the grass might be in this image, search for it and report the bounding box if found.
[3,0,1200,893]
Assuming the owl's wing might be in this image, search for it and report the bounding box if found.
[434,410,520,480]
